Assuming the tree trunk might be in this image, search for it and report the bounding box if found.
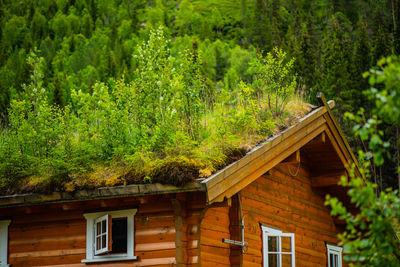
[391,0,397,29]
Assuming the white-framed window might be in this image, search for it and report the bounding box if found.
[261,225,295,267]
[0,220,11,267]
[82,209,137,263]
[94,214,112,255]
[326,244,342,267]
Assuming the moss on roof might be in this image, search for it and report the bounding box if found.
[0,98,313,196]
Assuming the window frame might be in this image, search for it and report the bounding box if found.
[94,214,112,255]
[326,244,343,267]
[0,220,11,267]
[261,225,295,267]
[82,209,137,263]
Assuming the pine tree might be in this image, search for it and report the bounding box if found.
[349,19,371,112]
[248,0,272,51]
[371,10,392,64]
[318,13,353,118]
[292,19,316,91]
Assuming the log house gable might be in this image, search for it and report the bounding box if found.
[201,93,362,204]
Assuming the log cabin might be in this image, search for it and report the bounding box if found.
[0,94,360,267]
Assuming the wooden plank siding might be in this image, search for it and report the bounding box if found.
[4,193,208,267]
[2,165,351,267]
[199,205,231,267]
[240,163,347,267]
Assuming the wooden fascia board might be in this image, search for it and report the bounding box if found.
[210,123,328,203]
[317,93,364,179]
[324,127,350,171]
[201,101,335,204]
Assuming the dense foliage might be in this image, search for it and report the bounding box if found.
[0,27,307,194]
[1,0,399,189]
[326,56,400,266]
[0,0,399,190]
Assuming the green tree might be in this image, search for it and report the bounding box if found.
[326,56,400,266]
[347,19,371,113]
[2,15,29,48]
[371,10,392,65]
[292,20,316,91]
[318,13,353,118]
[248,47,296,116]
[248,0,272,51]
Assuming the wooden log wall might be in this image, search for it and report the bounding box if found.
[2,193,206,267]
[240,162,346,267]
[182,193,207,266]
[1,162,351,267]
[199,205,231,267]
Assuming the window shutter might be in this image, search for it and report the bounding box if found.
[94,214,112,255]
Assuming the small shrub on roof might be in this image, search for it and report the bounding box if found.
[0,27,310,195]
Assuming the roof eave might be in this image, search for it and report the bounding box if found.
[0,181,203,208]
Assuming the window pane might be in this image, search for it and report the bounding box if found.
[268,236,279,252]
[96,237,101,250]
[282,254,293,267]
[268,253,279,267]
[329,253,337,267]
[96,222,101,235]
[281,236,292,253]
[102,220,106,233]
[112,218,128,253]
[102,234,106,248]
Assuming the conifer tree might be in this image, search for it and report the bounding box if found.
[248,0,272,51]
[292,19,316,91]
[371,10,392,64]
[348,19,371,113]
[318,13,352,118]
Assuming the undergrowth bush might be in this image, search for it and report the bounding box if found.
[0,27,306,194]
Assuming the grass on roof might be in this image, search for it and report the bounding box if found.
[0,28,312,195]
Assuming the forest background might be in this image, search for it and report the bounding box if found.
[0,0,399,191]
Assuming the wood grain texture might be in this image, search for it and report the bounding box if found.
[5,194,192,266]
[199,205,231,267]
[317,93,361,178]
[240,164,349,267]
[209,121,328,203]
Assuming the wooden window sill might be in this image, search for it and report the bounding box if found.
[82,256,137,263]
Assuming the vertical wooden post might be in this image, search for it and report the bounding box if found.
[171,198,184,267]
[229,194,243,267]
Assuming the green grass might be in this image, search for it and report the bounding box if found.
[0,29,310,195]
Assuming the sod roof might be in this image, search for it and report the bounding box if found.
[0,94,362,207]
